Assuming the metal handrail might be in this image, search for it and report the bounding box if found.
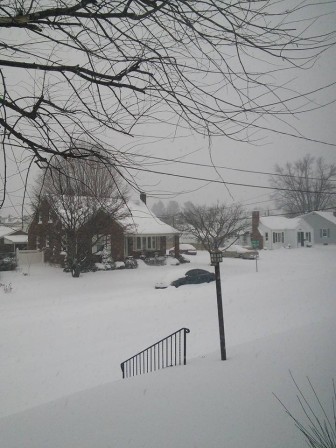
[121,327,190,379]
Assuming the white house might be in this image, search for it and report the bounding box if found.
[300,211,336,245]
[255,214,314,250]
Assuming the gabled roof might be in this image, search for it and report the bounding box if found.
[121,200,180,236]
[4,235,28,244]
[302,211,336,226]
[259,216,302,230]
[42,195,179,236]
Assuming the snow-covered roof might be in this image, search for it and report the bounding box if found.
[46,194,179,235]
[4,235,28,244]
[0,225,16,238]
[259,216,302,230]
[121,200,180,236]
[307,211,336,225]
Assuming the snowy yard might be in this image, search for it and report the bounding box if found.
[0,246,335,447]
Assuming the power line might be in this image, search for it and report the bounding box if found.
[118,164,336,196]
[123,151,336,183]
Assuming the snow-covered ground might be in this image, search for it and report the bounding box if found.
[0,246,335,447]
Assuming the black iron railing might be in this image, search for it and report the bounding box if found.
[121,327,190,379]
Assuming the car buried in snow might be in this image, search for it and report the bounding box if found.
[221,244,259,260]
[155,268,215,289]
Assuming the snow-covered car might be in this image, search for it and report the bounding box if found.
[168,243,197,256]
[155,268,215,289]
[172,269,215,287]
[222,244,259,260]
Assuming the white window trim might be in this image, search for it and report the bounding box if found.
[320,228,330,238]
[133,235,160,251]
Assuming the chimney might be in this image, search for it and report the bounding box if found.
[140,192,146,204]
[251,210,264,250]
[252,211,260,233]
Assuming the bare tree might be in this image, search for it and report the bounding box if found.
[270,155,336,216]
[181,202,248,252]
[1,1,336,208]
[33,147,130,260]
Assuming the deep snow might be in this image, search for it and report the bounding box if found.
[0,246,335,447]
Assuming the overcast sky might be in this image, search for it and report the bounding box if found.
[1,2,336,219]
[127,46,336,214]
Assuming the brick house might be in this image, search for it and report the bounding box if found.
[28,194,180,264]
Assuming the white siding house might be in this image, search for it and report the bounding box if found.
[300,211,336,245]
[258,216,314,250]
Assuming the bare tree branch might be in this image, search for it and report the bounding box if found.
[181,202,248,252]
[270,155,336,215]
[1,0,336,208]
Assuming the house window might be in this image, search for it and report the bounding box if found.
[152,237,156,249]
[45,235,50,248]
[136,237,141,250]
[38,212,42,224]
[133,236,160,251]
[92,234,111,254]
[36,236,41,249]
[265,232,268,241]
[320,229,330,238]
[273,232,284,243]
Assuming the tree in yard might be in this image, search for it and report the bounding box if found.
[270,155,336,216]
[181,202,248,252]
[33,147,130,261]
[1,1,336,209]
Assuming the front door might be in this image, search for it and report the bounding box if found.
[124,237,133,257]
[297,232,305,247]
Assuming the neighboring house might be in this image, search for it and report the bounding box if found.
[28,193,180,263]
[0,225,28,253]
[300,211,336,245]
[251,211,314,250]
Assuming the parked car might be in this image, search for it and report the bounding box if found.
[221,244,259,260]
[168,244,197,256]
[155,268,215,289]
[172,269,215,287]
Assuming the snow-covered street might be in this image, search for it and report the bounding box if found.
[0,246,335,447]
